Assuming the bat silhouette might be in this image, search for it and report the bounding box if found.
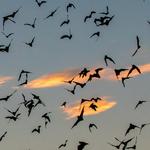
[132,36,141,57]
[73,81,86,88]
[134,100,148,109]
[89,123,98,132]
[18,70,31,81]
[0,39,13,53]
[60,29,72,40]
[127,65,141,77]
[5,113,21,122]
[77,141,88,150]
[58,140,68,149]
[71,107,84,129]
[0,131,7,142]
[60,101,67,107]
[94,16,114,26]
[31,93,41,100]
[114,68,128,79]
[66,3,76,13]
[115,137,134,150]
[94,18,101,26]
[2,16,15,30]
[101,15,114,26]
[4,106,20,116]
[6,7,21,19]
[44,7,59,19]
[65,85,77,95]
[60,15,70,27]
[19,93,28,106]
[63,77,75,84]
[42,112,51,128]
[2,7,21,30]
[90,31,100,39]
[90,97,102,102]
[89,103,98,111]
[80,98,91,105]
[0,90,17,102]
[125,123,140,136]
[24,18,36,28]
[25,36,35,47]
[34,99,46,107]
[79,68,90,78]
[32,125,41,134]
[121,77,132,87]
[126,136,137,149]
[139,123,150,135]
[84,11,96,22]
[104,55,116,66]
[26,100,35,116]
[35,0,47,7]
[1,32,14,38]
[32,93,46,107]
[100,6,109,15]
[20,97,33,108]
[18,74,29,86]
[108,142,121,149]
[87,68,103,82]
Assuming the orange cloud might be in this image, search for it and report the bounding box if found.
[129,63,150,77]
[26,68,81,89]
[26,66,105,89]
[26,63,150,89]
[0,76,13,85]
[105,63,150,81]
[62,97,116,118]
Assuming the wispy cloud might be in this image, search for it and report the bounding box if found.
[26,67,105,89]
[101,63,150,81]
[62,97,117,118]
[129,63,150,76]
[26,68,81,89]
[0,76,13,85]
[26,63,150,89]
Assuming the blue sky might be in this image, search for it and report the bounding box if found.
[0,0,150,149]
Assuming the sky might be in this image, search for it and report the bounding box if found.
[0,0,150,149]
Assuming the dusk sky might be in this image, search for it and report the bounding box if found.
[0,0,150,150]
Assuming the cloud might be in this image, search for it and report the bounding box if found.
[26,63,150,89]
[129,63,150,76]
[26,66,105,89]
[0,76,13,85]
[62,97,117,118]
[102,63,150,81]
[26,68,81,89]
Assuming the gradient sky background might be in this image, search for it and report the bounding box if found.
[0,0,150,149]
